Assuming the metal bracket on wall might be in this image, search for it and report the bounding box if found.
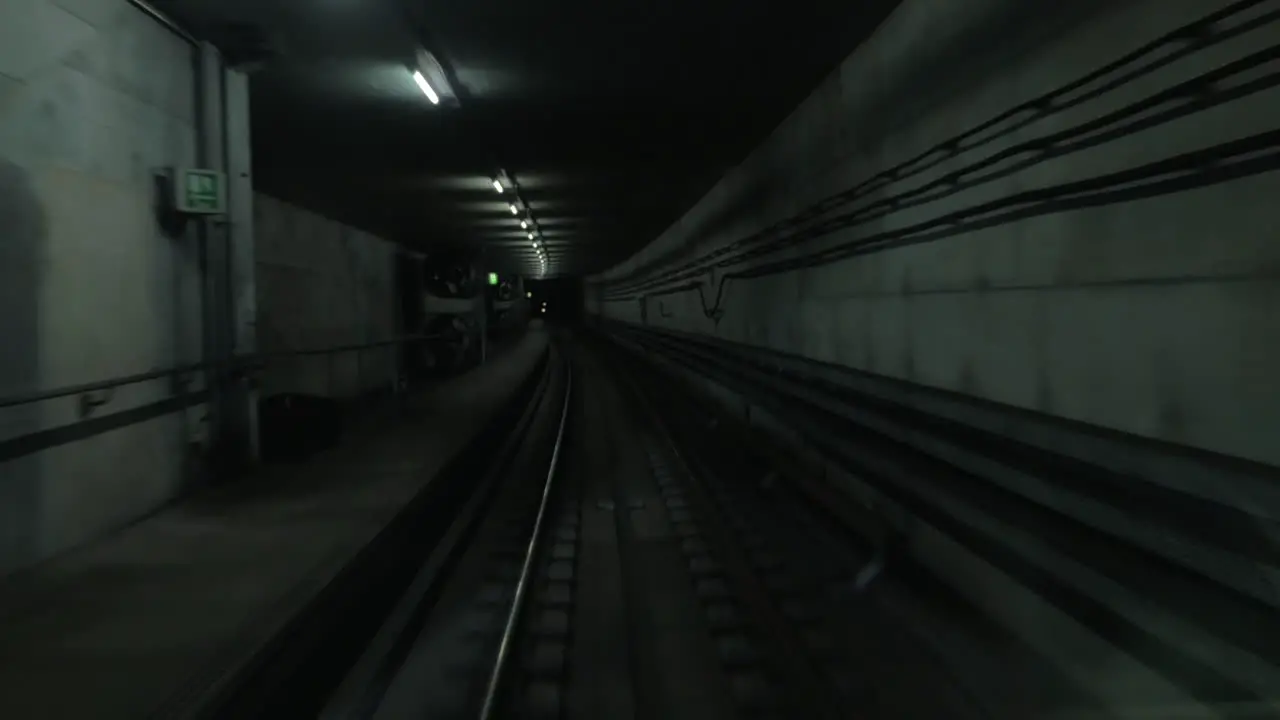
[702,268,727,325]
[170,369,196,395]
[78,388,115,418]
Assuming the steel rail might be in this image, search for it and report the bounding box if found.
[477,364,574,719]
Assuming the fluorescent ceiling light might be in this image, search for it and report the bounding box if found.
[520,220,528,229]
[492,178,504,193]
[527,232,534,240]
[412,71,439,104]
[509,204,518,215]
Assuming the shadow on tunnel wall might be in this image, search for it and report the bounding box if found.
[0,159,47,570]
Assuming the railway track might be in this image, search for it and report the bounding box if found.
[299,335,988,719]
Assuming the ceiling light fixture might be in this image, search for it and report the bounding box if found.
[411,71,439,104]
[509,203,518,215]
[492,178,504,193]
[413,49,456,106]
[520,220,528,229]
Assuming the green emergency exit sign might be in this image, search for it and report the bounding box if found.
[174,168,226,214]
[488,272,499,286]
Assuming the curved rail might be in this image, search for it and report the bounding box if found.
[477,364,574,720]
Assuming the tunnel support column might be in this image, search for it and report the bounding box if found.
[225,68,259,462]
[197,43,258,473]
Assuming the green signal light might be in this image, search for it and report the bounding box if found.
[488,272,499,286]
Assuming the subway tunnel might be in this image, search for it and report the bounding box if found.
[0,0,1278,718]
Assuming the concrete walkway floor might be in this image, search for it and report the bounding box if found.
[0,329,548,720]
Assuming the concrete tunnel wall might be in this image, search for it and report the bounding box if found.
[591,0,1280,470]
[590,1,1280,712]
[0,0,204,573]
[254,194,399,401]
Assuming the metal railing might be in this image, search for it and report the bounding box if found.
[0,334,442,410]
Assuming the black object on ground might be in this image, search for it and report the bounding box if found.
[258,393,345,461]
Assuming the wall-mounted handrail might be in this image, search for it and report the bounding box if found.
[0,334,443,410]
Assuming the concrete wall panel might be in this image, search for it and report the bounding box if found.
[254,195,398,399]
[0,1,201,573]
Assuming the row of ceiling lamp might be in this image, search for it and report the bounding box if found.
[411,62,547,276]
[492,173,547,275]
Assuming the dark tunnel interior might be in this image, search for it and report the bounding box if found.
[0,1,1277,718]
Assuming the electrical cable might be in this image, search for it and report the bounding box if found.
[601,0,1280,306]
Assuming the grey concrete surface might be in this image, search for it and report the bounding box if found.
[591,0,1280,470]
[0,0,203,573]
[0,329,547,720]
[254,193,399,399]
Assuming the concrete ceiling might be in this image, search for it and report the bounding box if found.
[164,0,900,276]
